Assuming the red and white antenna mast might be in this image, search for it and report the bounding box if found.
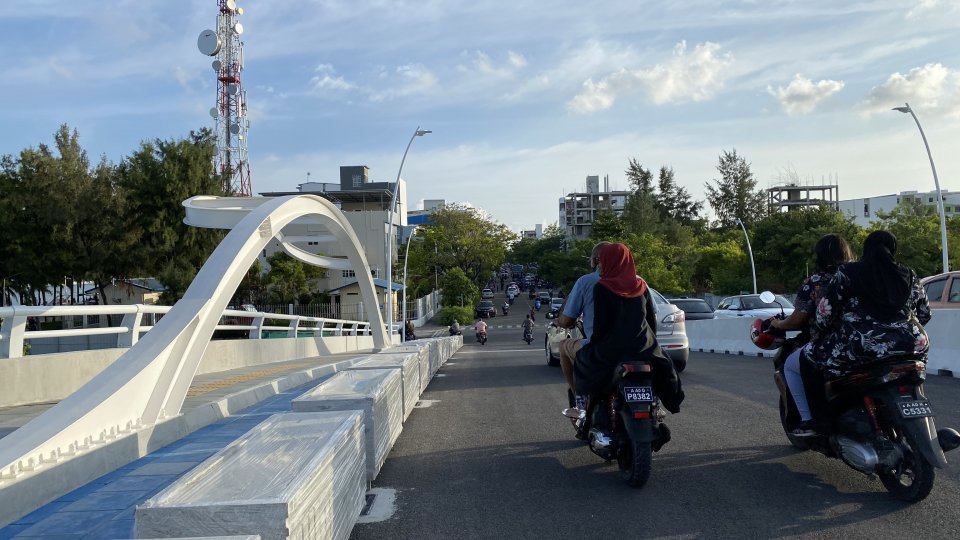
[198,0,251,196]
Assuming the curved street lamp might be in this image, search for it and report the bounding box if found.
[893,103,949,273]
[401,225,421,342]
[385,126,431,340]
[735,218,757,294]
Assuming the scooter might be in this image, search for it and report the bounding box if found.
[502,304,509,316]
[476,330,487,345]
[523,327,533,344]
[535,299,542,311]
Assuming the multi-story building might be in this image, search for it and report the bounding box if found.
[260,166,409,317]
[838,189,959,227]
[559,175,630,240]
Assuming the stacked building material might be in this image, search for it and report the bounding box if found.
[345,352,421,421]
[292,369,402,482]
[134,412,365,540]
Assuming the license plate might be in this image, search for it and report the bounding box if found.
[898,400,934,418]
[623,386,654,403]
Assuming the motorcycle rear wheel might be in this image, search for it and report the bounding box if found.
[879,428,936,502]
[779,396,812,450]
[618,437,652,488]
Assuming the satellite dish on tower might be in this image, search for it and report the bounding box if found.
[237,7,244,15]
[226,0,237,9]
[233,22,244,35]
[209,107,219,119]
[212,59,222,71]
[197,29,221,56]
[230,123,241,135]
[227,83,239,95]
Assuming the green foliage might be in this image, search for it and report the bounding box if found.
[437,306,474,326]
[691,236,752,295]
[871,203,942,278]
[439,267,478,307]
[589,210,626,240]
[705,149,767,229]
[263,252,327,304]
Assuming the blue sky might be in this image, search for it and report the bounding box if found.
[3,1,960,232]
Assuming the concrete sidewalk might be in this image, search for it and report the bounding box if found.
[0,351,373,538]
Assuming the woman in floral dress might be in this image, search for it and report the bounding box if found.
[806,230,931,383]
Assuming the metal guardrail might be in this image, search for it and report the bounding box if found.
[0,305,373,359]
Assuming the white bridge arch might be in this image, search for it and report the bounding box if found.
[0,195,390,485]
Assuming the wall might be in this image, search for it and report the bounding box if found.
[685,311,960,376]
[0,334,378,408]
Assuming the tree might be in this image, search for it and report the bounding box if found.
[263,252,326,304]
[705,149,767,229]
[589,209,626,240]
[439,267,478,308]
[656,166,702,224]
[690,237,753,295]
[871,203,941,279]
[406,204,517,288]
[752,205,864,292]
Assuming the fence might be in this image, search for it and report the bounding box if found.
[0,304,372,359]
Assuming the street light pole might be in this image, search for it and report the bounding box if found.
[893,103,949,273]
[735,218,757,294]
[401,226,421,343]
[385,126,431,341]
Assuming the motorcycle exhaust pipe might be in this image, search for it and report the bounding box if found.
[938,428,960,452]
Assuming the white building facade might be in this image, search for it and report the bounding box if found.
[838,189,960,227]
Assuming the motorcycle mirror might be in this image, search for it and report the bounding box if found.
[759,291,776,303]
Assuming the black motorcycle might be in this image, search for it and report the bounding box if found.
[502,304,509,316]
[523,327,533,344]
[759,293,960,502]
[567,359,670,487]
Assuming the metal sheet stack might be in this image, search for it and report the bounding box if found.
[135,412,366,540]
[345,352,421,422]
[382,342,432,391]
[292,369,403,482]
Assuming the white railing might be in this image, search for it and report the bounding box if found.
[0,304,372,360]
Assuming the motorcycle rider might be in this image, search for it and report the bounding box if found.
[449,319,461,336]
[522,314,534,341]
[768,233,853,436]
[502,301,510,315]
[474,317,488,342]
[568,243,684,423]
[795,230,931,435]
[405,320,417,341]
[557,241,610,416]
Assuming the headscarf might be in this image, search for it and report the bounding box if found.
[597,243,648,298]
[852,230,912,320]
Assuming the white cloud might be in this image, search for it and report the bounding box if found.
[860,63,960,117]
[908,0,960,18]
[567,41,734,113]
[457,50,527,79]
[767,74,844,115]
[310,64,354,92]
[369,63,437,102]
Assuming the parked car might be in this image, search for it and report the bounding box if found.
[475,300,496,319]
[713,294,794,319]
[550,297,564,311]
[536,291,551,304]
[920,271,960,309]
[543,286,688,372]
[481,288,495,300]
[668,297,715,320]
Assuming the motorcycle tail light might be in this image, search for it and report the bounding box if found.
[662,310,685,323]
[622,363,652,373]
[898,385,911,393]
[882,361,926,383]
[633,411,651,419]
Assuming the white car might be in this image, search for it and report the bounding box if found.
[481,288,494,300]
[713,294,794,319]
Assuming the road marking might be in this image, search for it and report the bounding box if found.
[357,488,397,523]
[415,399,441,408]
[434,373,447,377]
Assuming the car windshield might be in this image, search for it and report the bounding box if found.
[672,300,712,313]
[478,301,494,307]
[741,295,794,310]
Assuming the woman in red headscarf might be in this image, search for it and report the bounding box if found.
[573,243,684,414]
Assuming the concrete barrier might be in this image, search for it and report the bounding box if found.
[686,311,960,376]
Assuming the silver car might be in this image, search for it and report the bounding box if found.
[543,286,688,372]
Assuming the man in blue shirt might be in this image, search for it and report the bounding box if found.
[557,241,609,417]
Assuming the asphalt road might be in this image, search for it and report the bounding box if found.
[353,290,960,540]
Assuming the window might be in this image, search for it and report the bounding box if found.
[948,279,960,303]
[924,278,946,303]
[307,241,318,246]
[342,270,356,278]
[929,197,934,203]
[863,202,870,217]
[352,174,361,188]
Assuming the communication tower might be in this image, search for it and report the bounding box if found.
[197,0,251,196]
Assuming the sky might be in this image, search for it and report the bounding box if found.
[3,0,960,232]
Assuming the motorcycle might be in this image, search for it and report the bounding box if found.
[448,327,462,336]
[755,291,960,502]
[535,299,542,311]
[523,327,533,344]
[566,359,670,487]
[502,304,509,316]
[476,330,487,345]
